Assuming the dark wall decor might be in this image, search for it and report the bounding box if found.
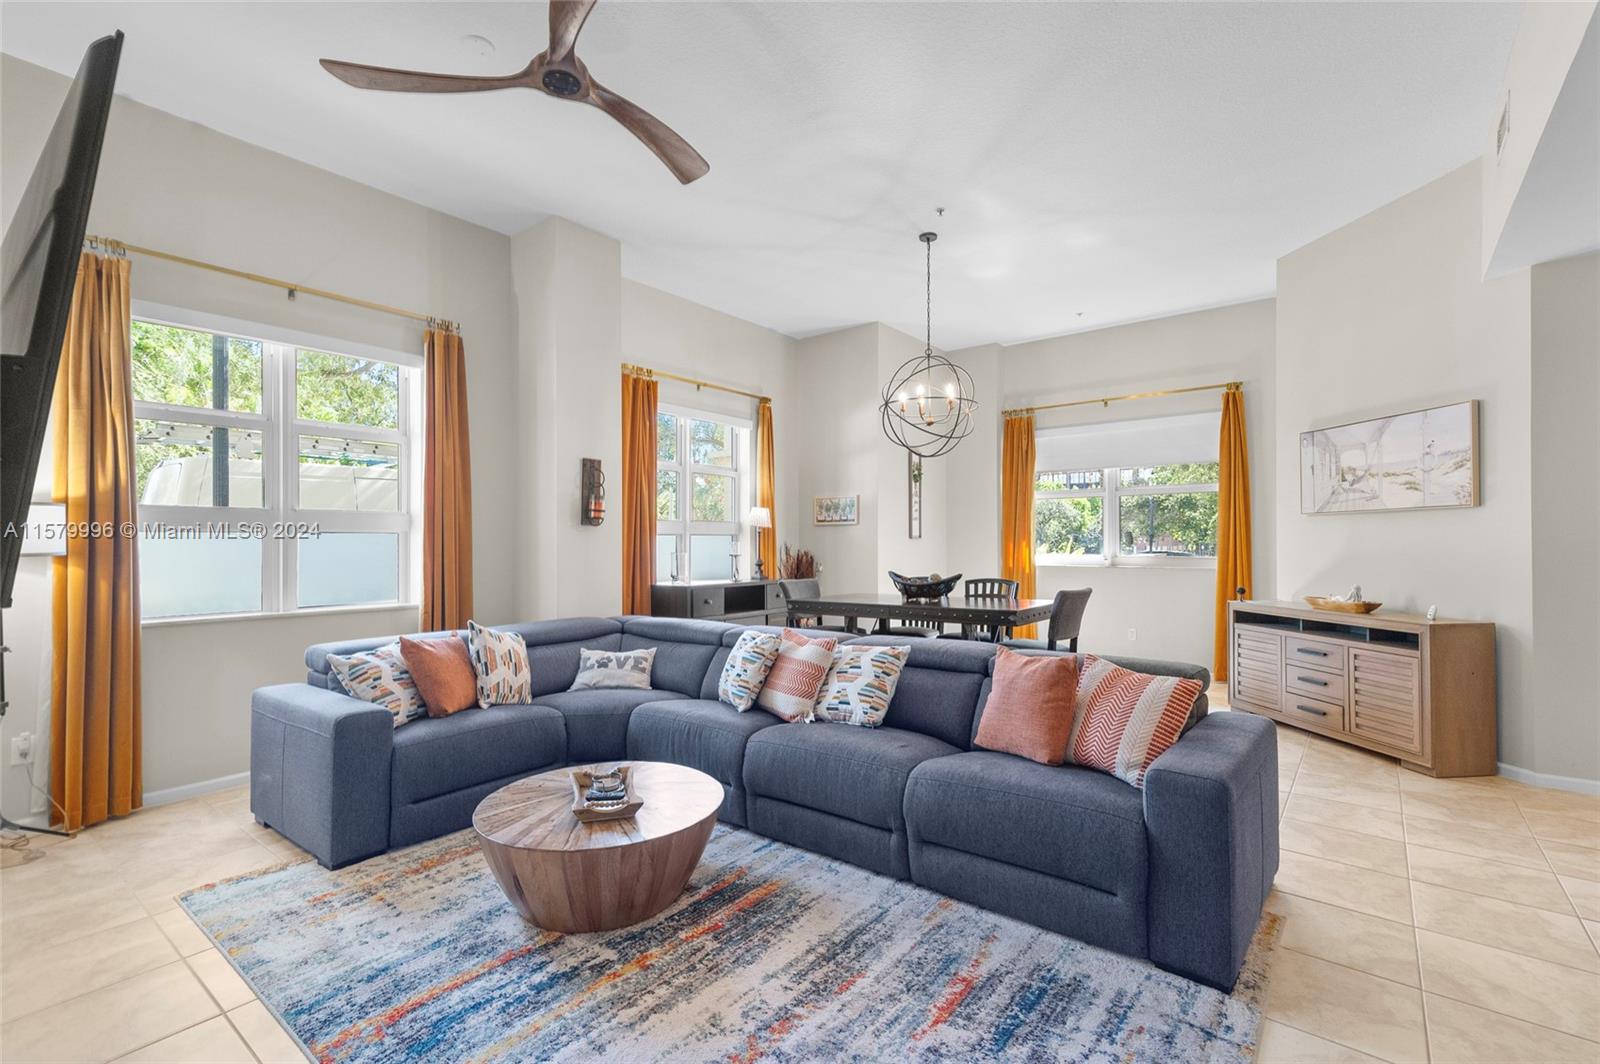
[581,457,605,525]
[908,453,923,539]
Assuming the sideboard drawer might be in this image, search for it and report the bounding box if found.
[1282,692,1345,733]
[1284,636,1344,674]
[1284,663,1347,703]
[765,583,786,610]
[689,586,726,618]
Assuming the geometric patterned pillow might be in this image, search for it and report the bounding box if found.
[1067,655,1204,787]
[326,642,425,728]
[814,644,910,727]
[756,629,838,723]
[718,630,782,711]
[466,620,533,708]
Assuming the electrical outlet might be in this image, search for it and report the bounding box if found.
[1127,627,1137,642]
[9,732,33,766]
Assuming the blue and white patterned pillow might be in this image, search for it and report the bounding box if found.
[569,647,656,691]
[717,631,782,711]
[467,620,533,708]
[326,642,425,728]
[815,644,911,727]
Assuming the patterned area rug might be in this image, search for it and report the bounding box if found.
[180,827,1277,1063]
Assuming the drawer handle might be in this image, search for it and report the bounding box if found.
[1295,647,1329,657]
[1294,703,1329,717]
[1296,675,1329,687]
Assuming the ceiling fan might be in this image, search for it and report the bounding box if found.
[320,0,709,184]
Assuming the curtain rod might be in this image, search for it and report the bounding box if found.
[623,362,769,404]
[1003,380,1241,418]
[84,236,459,333]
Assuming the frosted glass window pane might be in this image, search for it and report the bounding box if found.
[655,534,679,582]
[299,533,399,608]
[689,535,735,581]
[140,535,262,619]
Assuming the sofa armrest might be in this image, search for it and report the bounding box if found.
[250,684,394,869]
[1143,712,1278,990]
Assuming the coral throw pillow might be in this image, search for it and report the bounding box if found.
[467,620,533,708]
[326,643,425,728]
[973,647,1080,765]
[718,630,782,711]
[1069,655,1204,786]
[400,635,477,717]
[756,629,838,722]
[815,644,911,728]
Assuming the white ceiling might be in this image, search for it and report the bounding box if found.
[1,2,1522,348]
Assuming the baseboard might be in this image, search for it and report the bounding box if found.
[144,771,250,808]
[1497,762,1600,796]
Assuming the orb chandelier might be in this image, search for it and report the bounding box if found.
[879,231,977,458]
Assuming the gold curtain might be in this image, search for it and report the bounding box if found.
[1213,383,1253,680]
[1000,414,1039,639]
[421,327,474,631]
[51,252,141,831]
[621,369,659,614]
[755,399,777,580]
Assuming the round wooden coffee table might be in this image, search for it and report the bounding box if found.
[472,761,723,933]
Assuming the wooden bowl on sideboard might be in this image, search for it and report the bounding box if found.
[1303,595,1382,614]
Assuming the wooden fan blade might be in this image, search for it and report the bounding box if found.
[549,0,599,63]
[587,81,709,184]
[320,58,529,93]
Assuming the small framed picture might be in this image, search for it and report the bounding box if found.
[813,495,860,526]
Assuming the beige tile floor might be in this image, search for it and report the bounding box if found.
[1,718,1597,1063]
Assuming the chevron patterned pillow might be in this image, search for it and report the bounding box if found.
[756,629,838,722]
[1068,656,1204,787]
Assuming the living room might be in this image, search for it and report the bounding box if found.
[0,2,1596,1062]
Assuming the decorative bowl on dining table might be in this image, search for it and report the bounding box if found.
[888,571,963,601]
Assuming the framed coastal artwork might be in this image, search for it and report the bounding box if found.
[1300,400,1479,514]
[813,495,860,526]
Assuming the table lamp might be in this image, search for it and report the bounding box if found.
[747,506,773,579]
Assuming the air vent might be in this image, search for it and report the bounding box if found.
[1496,94,1511,158]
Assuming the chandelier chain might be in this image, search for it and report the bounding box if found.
[925,236,933,357]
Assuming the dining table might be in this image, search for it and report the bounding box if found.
[782,591,1054,641]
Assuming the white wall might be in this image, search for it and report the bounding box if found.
[940,300,1277,668]
[1275,162,1537,771]
[1482,1,1599,276]
[621,279,801,564]
[0,54,525,814]
[793,325,882,592]
[1529,252,1600,783]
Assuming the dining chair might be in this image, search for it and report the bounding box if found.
[1004,588,1093,653]
[959,577,1021,640]
[777,579,863,635]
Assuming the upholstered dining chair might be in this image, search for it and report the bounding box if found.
[1004,587,1094,653]
[777,579,863,635]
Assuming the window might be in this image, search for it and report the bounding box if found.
[132,315,417,619]
[1032,412,1220,565]
[655,408,748,582]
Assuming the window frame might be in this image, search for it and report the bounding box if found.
[655,403,748,583]
[1034,463,1220,570]
[132,302,421,622]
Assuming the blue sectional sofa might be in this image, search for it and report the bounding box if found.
[250,615,1278,990]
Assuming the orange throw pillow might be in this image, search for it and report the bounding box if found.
[974,647,1080,765]
[400,636,477,717]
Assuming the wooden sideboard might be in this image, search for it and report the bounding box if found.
[1227,600,1496,777]
[650,579,786,626]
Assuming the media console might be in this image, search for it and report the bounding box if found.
[1228,600,1496,777]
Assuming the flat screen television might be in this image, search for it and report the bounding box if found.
[0,31,123,608]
